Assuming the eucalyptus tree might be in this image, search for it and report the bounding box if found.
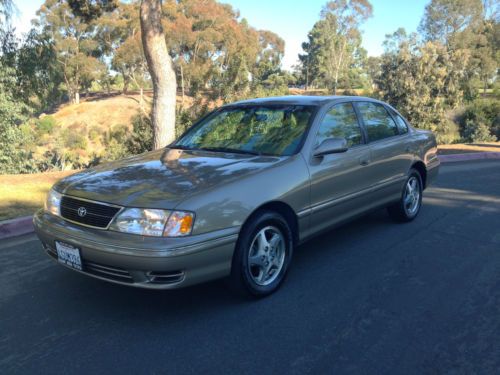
[35,0,106,104]
[299,0,372,94]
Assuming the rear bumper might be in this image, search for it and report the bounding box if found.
[33,210,238,289]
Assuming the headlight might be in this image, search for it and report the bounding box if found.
[45,189,62,216]
[109,208,194,237]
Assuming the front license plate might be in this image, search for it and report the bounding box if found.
[55,241,83,271]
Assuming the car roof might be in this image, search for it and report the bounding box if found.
[227,95,384,107]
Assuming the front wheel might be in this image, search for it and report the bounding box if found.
[387,169,423,222]
[229,211,293,297]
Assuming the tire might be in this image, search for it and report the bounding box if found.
[229,210,294,297]
[387,168,423,222]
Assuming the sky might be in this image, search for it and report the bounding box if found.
[12,0,430,70]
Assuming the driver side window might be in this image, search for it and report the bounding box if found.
[315,103,363,148]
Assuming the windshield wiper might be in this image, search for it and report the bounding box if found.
[199,146,261,156]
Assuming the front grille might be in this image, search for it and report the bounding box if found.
[60,196,121,229]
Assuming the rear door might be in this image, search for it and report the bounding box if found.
[354,101,412,203]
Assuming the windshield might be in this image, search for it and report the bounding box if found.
[173,105,316,156]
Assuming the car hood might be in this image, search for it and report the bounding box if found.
[54,148,284,209]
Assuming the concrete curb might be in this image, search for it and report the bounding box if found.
[0,216,34,240]
[0,152,498,240]
[438,152,500,163]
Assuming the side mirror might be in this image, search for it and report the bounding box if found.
[313,138,348,157]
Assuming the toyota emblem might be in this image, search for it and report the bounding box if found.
[77,207,87,217]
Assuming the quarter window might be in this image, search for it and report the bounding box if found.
[393,112,409,134]
[315,103,363,148]
[357,102,398,142]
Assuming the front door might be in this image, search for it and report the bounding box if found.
[307,102,375,236]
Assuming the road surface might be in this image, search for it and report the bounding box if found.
[1,160,499,374]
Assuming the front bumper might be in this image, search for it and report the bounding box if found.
[33,210,238,289]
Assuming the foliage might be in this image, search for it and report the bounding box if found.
[61,126,88,150]
[419,0,484,47]
[0,0,14,27]
[162,0,287,102]
[462,119,496,142]
[419,0,498,100]
[67,0,118,22]
[0,58,38,174]
[125,113,153,154]
[298,0,373,93]
[459,99,499,141]
[376,29,469,142]
[35,0,107,104]
[36,115,58,135]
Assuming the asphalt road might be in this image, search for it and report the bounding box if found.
[1,160,500,375]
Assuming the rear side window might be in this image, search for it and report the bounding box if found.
[315,103,363,148]
[356,102,398,142]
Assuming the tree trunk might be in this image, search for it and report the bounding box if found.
[75,92,80,105]
[122,75,130,94]
[180,63,185,108]
[140,0,177,149]
[305,66,309,91]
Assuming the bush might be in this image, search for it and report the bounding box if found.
[125,113,153,154]
[107,124,129,144]
[463,119,497,143]
[36,115,58,135]
[88,126,101,142]
[459,99,499,142]
[101,138,130,161]
[61,128,88,150]
[436,119,461,144]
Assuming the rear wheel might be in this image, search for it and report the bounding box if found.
[229,211,293,297]
[387,168,423,222]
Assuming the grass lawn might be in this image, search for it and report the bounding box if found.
[0,170,76,221]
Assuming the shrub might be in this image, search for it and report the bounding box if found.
[61,128,88,150]
[106,124,129,145]
[101,138,130,161]
[36,115,58,135]
[459,99,499,142]
[88,126,101,142]
[463,119,497,143]
[125,113,153,154]
[436,119,461,144]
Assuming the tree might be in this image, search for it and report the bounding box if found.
[16,28,64,111]
[0,0,14,28]
[376,29,468,142]
[112,32,148,105]
[299,0,372,94]
[67,0,118,22]
[162,1,286,102]
[140,0,176,148]
[35,0,106,104]
[0,57,36,173]
[419,0,484,48]
[418,0,498,100]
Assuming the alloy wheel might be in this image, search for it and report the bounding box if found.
[247,226,286,286]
